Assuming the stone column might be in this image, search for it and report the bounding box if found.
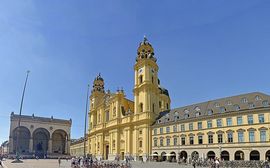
[29,138,33,153]
[48,138,52,154]
[65,139,68,154]
[9,136,13,154]
[65,139,70,155]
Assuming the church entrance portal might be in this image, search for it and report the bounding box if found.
[105,145,109,160]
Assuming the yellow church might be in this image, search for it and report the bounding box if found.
[88,37,170,160]
[86,37,270,162]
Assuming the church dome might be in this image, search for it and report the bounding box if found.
[136,36,156,62]
[92,73,105,93]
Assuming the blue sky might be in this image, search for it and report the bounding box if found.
[1,0,270,143]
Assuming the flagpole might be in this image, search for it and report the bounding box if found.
[84,84,90,158]
[15,70,30,162]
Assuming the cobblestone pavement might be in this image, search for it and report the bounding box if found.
[2,159,199,168]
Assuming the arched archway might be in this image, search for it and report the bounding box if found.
[169,152,176,162]
[52,129,67,154]
[179,151,187,163]
[153,152,158,161]
[207,151,215,159]
[191,151,199,160]
[221,151,230,161]
[235,150,244,160]
[266,150,270,161]
[250,150,260,160]
[33,128,50,157]
[161,152,167,161]
[13,126,30,154]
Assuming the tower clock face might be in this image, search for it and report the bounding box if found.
[138,68,143,75]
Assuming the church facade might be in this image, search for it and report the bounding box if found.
[88,37,270,161]
[88,37,170,160]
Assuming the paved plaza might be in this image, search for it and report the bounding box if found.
[1,159,197,168]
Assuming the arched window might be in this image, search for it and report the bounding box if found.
[139,75,143,84]
[255,95,262,101]
[195,112,201,117]
[174,112,179,121]
[139,103,143,112]
[241,97,248,103]
[262,100,269,107]
[220,107,226,113]
[184,114,189,119]
[208,109,213,115]
[248,103,255,109]
[105,111,109,122]
[113,107,116,117]
[234,104,240,111]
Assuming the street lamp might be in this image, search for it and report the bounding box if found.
[14,70,30,163]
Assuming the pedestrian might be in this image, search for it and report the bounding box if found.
[192,159,196,168]
[58,157,61,167]
[0,159,2,167]
[215,158,220,168]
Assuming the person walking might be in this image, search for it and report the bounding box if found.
[192,159,196,168]
[58,157,61,167]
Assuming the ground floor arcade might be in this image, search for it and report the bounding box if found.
[152,146,270,162]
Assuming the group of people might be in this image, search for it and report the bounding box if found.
[68,156,132,168]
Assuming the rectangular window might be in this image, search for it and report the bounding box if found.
[166,127,170,133]
[181,124,185,132]
[173,125,177,132]
[226,118,232,126]
[190,137,194,145]
[228,133,233,143]
[181,137,185,145]
[166,138,170,146]
[218,134,223,143]
[217,119,222,127]
[260,130,266,142]
[198,122,202,130]
[249,131,255,142]
[173,137,177,145]
[160,139,163,146]
[238,132,244,142]
[160,127,163,134]
[237,116,243,125]
[154,139,157,147]
[198,135,203,144]
[154,129,157,135]
[207,120,212,128]
[189,123,193,131]
[248,115,253,124]
[208,135,213,144]
[139,141,142,147]
[259,114,265,123]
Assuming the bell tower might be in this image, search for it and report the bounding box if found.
[89,73,105,130]
[90,73,105,109]
[134,36,160,118]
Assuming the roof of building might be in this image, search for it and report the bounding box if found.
[153,92,270,125]
[10,113,72,125]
